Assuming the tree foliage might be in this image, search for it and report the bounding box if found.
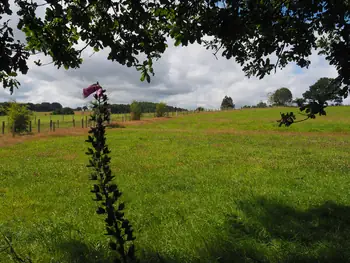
[1,0,348,99]
[270,88,293,106]
[220,96,235,110]
[51,107,75,115]
[5,101,33,133]
[130,100,142,120]
[155,102,167,117]
[1,0,349,125]
[109,102,187,114]
[256,101,268,108]
[302,77,343,104]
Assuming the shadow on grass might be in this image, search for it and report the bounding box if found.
[56,199,350,263]
[57,240,112,263]
[145,198,350,263]
[202,198,350,263]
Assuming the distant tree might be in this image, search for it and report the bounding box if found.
[256,101,268,108]
[293,98,306,107]
[270,88,293,106]
[220,96,235,110]
[242,105,251,109]
[302,77,343,105]
[52,107,74,115]
[130,101,142,120]
[82,106,88,111]
[51,102,63,111]
[196,107,205,112]
[6,102,33,133]
[156,102,167,117]
[76,107,82,111]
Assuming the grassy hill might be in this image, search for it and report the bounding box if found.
[0,107,350,262]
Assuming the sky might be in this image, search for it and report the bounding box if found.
[0,2,347,110]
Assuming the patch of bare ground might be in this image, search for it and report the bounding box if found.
[0,128,90,148]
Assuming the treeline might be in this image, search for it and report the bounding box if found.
[0,102,75,115]
[0,101,188,116]
[109,102,188,114]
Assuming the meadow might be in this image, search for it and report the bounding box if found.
[1,106,350,262]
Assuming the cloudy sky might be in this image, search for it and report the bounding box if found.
[1,2,346,109]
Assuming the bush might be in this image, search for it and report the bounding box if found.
[51,107,75,115]
[6,102,33,133]
[130,100,142,120]
[155,102,167,117]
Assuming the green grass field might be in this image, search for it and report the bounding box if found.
[1,107,350,263]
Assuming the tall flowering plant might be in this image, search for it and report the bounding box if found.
[84,83,137,263]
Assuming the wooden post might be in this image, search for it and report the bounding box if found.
[12,122,15,137]
[1,121,4,135]
[38,119,41,133]
[73,119,75,127]
[85,116,88,128]
[29,121,32,132]
[81,118,84,128]
[57,120,59,128]
[53,122,56,132]
[50,120,53,131]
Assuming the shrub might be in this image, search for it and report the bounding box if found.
[156,102,167,117]
[52,107,75,115]
[130,100,142,120]
[5,102,33,134]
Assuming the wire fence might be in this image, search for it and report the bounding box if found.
[0,111,194,137]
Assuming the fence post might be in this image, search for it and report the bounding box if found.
[81,118,84,128]
[2,121,4,135]
[12,122,15,137]
[29,121,32,133]
[85,116,88,128]
[50,120,53,131]
[38,119,40,133]
[73,119,75,127]
[53,122,56,132]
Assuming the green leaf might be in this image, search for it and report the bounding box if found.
[140,72,145,82]
[174,38,181,46]
[8,72,17,77]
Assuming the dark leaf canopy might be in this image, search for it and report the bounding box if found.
[0,0,349,100]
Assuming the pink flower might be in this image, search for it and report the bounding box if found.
[83,83,103,98]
